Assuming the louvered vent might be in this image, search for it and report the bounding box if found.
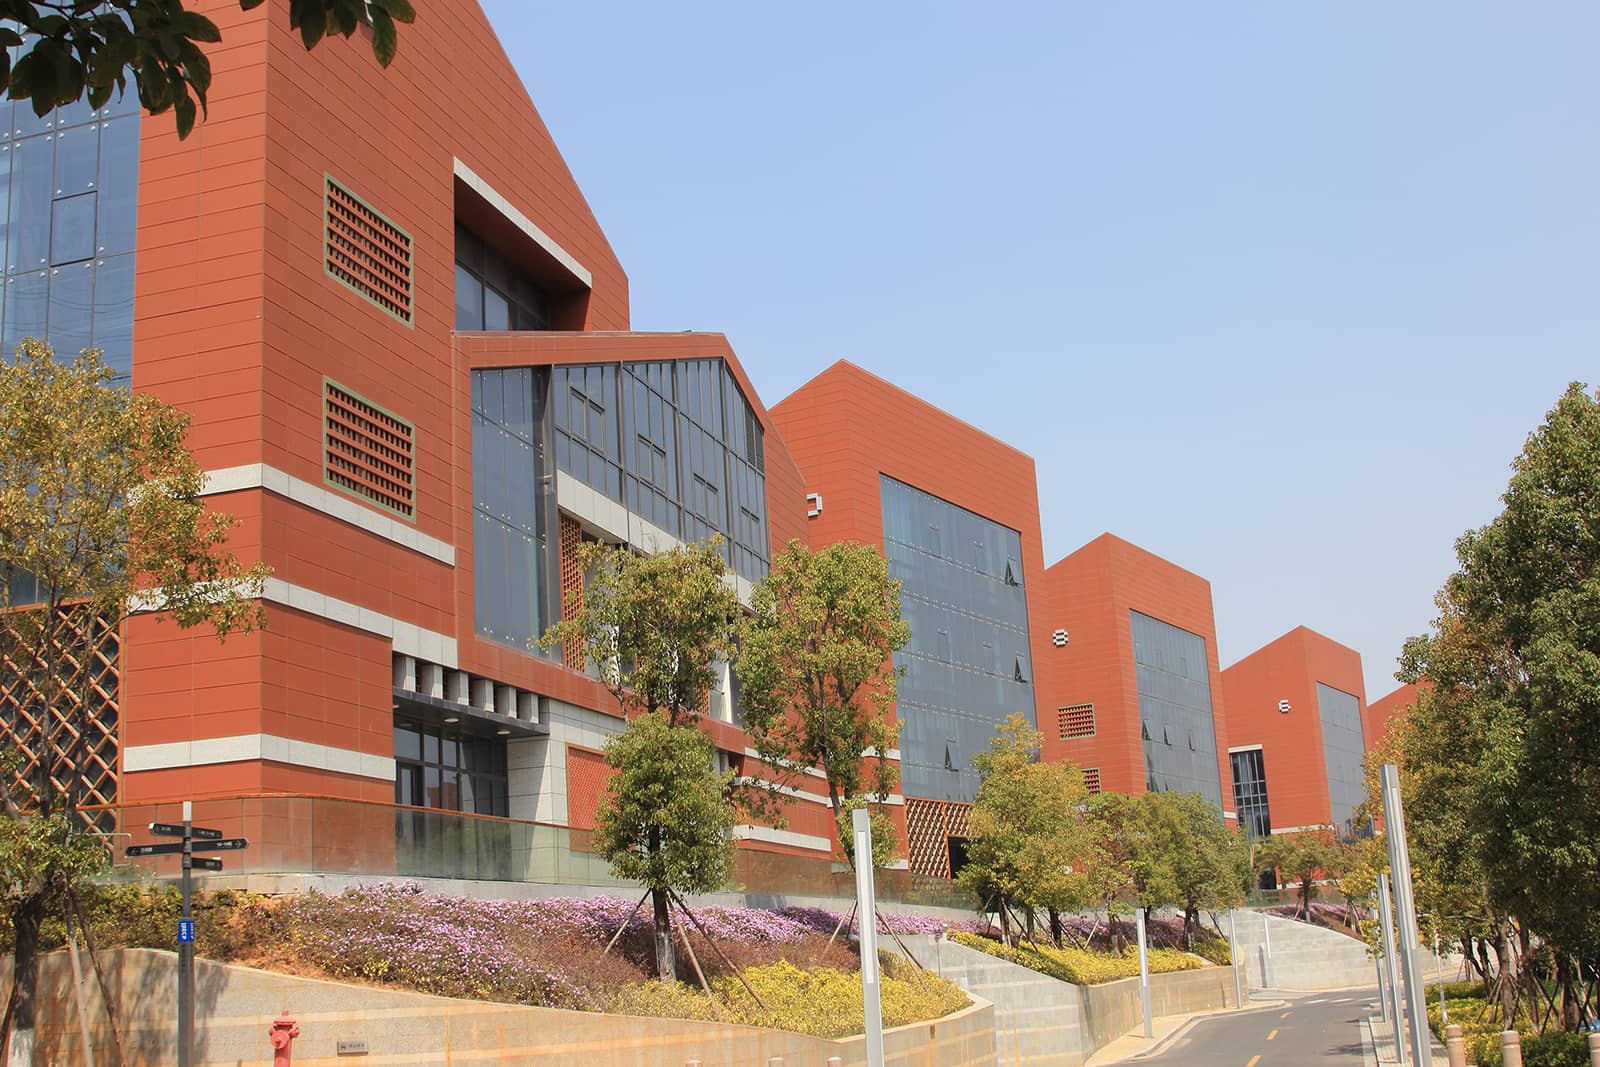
[325,176,413,325]
[324,378,415,519]
[1058,703,1096,739]
[1082,767,1102,795]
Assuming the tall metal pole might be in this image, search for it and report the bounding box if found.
[179,800,194,1067]
[1382,765,1432,1067]
[1136,908,1153,1037]
[851,808,885,1067]
[1228,910,1244,1007]
[1379,873,1408,1067]
[1436,932,1448,1026]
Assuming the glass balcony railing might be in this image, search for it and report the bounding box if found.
[83,794,972,911]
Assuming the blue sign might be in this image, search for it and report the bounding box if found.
[177,919,195,943]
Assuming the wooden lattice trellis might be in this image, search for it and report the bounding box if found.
[0,606,120,819]
[558,514,584,669]
[905,797,972,878]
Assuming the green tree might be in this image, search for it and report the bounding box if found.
[1083,792,1139,952]
[1254,829,1341,920]
[1149,792,1248,946]
[0,340,269,1064]
[539,538,740,981]
[0,0,414,138]
[589,711,736,983]
[541,538,740,727]
[957,714,1092,946]
[736,540,910,866]
[1397,382,1600,1030]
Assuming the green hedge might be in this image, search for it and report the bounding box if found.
[948,931,1206,985]
[1477,1031,1590,1067]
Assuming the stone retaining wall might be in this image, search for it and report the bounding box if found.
[2,948,995,1066]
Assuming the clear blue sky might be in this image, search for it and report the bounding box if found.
[486,1,1598,700]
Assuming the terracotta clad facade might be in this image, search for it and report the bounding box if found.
[106,0,840,858]
[1041,534,1234,812]
[1364,682,1421,754]
[1220,627,1369,834]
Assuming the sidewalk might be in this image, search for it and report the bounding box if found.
[1365,1012,1448,1067]
[1084,995,1287,1066]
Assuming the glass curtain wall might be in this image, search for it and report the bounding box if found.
[1132,610,1224,807]
[0,83,140,379]
[879,475,1034,803]
[549,358,769,582]
[1315,682,1367,835]
[470,367,553,648]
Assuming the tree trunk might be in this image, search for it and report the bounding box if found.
[651,888,676,982]
[1183,906,1199,950]
[1048,907,1063,949]
[1494,924,1518,1028]
[997,896,1013,948]
[1299,872,1313,921]
[6,891,46,1067]
[1558,955,1581,1032]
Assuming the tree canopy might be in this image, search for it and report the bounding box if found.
[957,713,1093,945]
[0,0,414,138]
[736,539,909,866]
[538,538,741,981]
[590,711,736,983]
[0,340,269,1064]
[1388,381,1600,1030]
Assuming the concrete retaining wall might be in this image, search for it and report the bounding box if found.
[1228,909,1464,991]
[3,948,995,1066]
[896,934,1238,1066]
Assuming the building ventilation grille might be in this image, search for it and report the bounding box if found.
[1058,703,1096,739]
[1082,767,1102,795]
[325,177,413,325]
[324,378,415,519]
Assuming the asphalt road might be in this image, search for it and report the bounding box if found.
[1139,989,1381,1067]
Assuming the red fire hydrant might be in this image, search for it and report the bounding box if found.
[269,1010,300,1066]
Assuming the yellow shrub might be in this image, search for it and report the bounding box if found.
[948,931,1205,985]
[610,959,969,1040]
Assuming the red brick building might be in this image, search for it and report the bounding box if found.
[1041,534,1234,816]
[3,0,853,871]
[1364,682,1422,754]
[1221,627,1369,837]
[769,361,1056,876]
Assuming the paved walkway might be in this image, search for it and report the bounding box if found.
[1088,989,1379,1067]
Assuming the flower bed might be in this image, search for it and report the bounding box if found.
[49,883,969,1039]
[948,930,1208,985]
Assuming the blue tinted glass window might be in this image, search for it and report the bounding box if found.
[50,195,95,264]
[0,106,138,375]
[1316,682,1367,836]
[1132,610,1223,808]
[47,261,93,356]
[881,475,1034,803]
[8,136,52,273]
[91,254,134,378]
[471,367,551,649]
[95,117,138,256]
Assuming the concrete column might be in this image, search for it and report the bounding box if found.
[1445,1024,1465,1067]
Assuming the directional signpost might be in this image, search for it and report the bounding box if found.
[124,802,248,1067]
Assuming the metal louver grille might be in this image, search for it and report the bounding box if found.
[0,607,120,823]
[325,379,415,518]
[1058,703,1096,739]
[325,177,413,324]
[1082,767,1102,795]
